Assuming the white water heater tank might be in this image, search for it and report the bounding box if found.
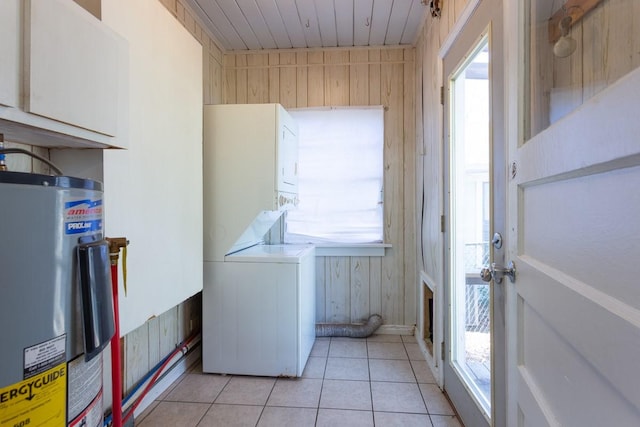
[0,171,114,427]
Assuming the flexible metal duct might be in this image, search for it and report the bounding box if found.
[315,314,383,338]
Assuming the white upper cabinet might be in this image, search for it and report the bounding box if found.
[0,0,128,148]
[0,1,19,108]
[26,0,118,136]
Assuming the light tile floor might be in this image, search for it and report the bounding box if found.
[135,334,463,427]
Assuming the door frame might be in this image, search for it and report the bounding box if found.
[503,1,524,425]
[440,0,506,425]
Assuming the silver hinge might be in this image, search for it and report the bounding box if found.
[441,341,445,360]
[440,215,445,232]
[440,86,445,105]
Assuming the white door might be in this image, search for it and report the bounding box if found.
[442,0,505,425]
[504,3,640,426]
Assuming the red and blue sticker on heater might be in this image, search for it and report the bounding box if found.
[64,199,103,235]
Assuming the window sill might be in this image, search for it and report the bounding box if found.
[314,243,391,257]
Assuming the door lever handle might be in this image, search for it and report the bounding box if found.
[480,261,516,284]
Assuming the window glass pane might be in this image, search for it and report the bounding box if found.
[526,0,640,139]
[449,39,491,413]
[285,107,384,244]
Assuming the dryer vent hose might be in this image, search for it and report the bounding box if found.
[315,314,383,338]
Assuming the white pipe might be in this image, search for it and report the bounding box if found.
[121,333,201,415]
[315,314,383,338]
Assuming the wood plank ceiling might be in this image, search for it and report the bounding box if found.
[184,0,428,51]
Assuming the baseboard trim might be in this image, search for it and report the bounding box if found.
[376,324,415,335]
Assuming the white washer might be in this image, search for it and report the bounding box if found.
[202,244,315,377]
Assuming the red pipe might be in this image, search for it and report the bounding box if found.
[110,263,123,427]
[122,333,200,423]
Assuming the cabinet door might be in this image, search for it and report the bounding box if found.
[26,0,121,136]
[0,0,19,107]
[102,0,202,336]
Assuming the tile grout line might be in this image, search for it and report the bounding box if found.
[366,337,377,426]
[258,374,278,426]
[314,337,331,426]
[405,339,436,427]
[193,400,214,427]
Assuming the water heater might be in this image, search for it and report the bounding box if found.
[0,171,114,427]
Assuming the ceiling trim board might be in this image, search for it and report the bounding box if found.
[223,60,411,70]
[222,44,414,56]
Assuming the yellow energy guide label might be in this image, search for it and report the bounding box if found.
[0,364,67,427]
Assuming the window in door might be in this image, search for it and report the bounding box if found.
[526,0,640,139]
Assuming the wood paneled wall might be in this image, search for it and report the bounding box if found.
[415,0,469,294]
[223,48,417,327]
[0,141,50,174]
[414,1,471,373]
[123,294,201,391]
